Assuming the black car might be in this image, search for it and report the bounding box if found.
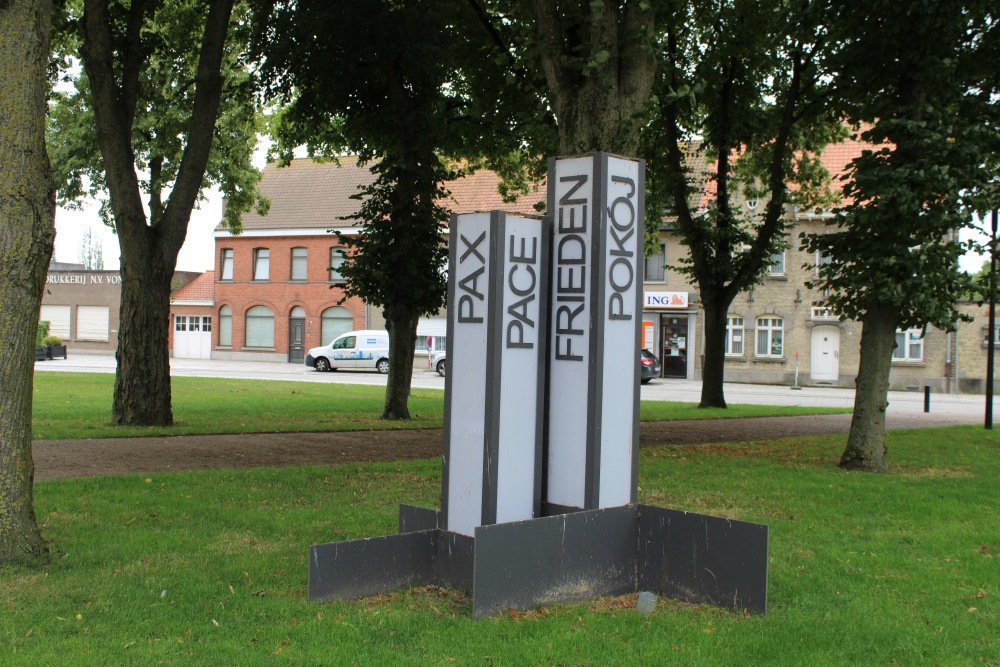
[640,348,661,384]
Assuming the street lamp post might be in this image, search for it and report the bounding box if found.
[987,209,998,430]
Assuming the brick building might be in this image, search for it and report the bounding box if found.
[638,138,977,392]
[205,158,541,363]
[160,151,996,393]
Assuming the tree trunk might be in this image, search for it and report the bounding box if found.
[80,0,234,426]
[382,305,419,420]
[0,0,54,564]
[699,295,732,408]
[112,225,175,425]
[841,304,898,471]
[532,0,656,155]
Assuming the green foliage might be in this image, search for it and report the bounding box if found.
[802,0,1000,333]
[3,428,998,662]
[40,335,63,347]
[643,0,841,294]
[47,0,265,232]
[36,321,50,346]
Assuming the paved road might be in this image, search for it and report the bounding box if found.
[35,351,995,419]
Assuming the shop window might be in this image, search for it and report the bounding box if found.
[246,306,274,347]
[725,316,744,356]
[252,248,270,281]
[755,317,784,357]
[291,247,307,281]
[218,306,232,346]
[893,328,923,361]
[220,248,234,280]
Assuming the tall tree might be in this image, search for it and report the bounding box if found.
[256,0,524,419]
[49,0,262,426]
[0,0,54,564]
[78,225,104,269]
[643,0,840,408]
[803,0,999,470]
[472,0,658,155]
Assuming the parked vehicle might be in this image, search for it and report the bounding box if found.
[640,348,661,384]
[305,330,390,373]
[430,348,659,383]
[431,351,446,377]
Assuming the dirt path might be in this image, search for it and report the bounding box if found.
[32,411,977,481]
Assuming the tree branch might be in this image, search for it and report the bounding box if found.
[162,0,235,255]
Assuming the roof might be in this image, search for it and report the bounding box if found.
[171,271,214,301]
[227,158,544,232]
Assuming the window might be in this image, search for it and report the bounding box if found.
[218,306,232,346]
[893,328,924,361]
[329,247,347,282]
[725,316,744,355]
[245,305,274,348]
[220,249,234,280]
[756,317,784,357]
[332,335,356,350]
[253,248,270,281]
[76,306,110,342]
[321,306,353,345]
[644,243,666,283]
[188,316,200,332]
[768,252,785,276]
[175,316,187,332]
[415,336,448,352]
[202,317,212,332]
[40,305,72,339]
[290,247,307,281]
[983,326,1000,346]
[816,250,832,274]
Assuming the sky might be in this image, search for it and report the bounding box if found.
[53,187,223,272]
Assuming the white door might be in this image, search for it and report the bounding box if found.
[174,315,212,359]
[810,326,840,382]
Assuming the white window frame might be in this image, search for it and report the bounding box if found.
[174,315,187,332]
[76,305,110,342]
[220,248,234,281]
[252,248,270,281]
[767,251,785,276]
[218,306,232,347]
[245,305,275,348]
[40,305,72,340]
[644,243,667,283]
[329,247,347,282]
[321,306,353,345]
[755,317,784,357]
[290,247,307,281]
[725,316,744,356]
[893,328,924,362]
[201,316,212,332]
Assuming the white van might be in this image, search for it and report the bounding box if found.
[305,329,390,373]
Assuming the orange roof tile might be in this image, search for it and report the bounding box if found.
[172,271,215,301]
[226,158,544,232]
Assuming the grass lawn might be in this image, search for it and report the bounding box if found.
[32,372,849,440]
[3,427,997,665]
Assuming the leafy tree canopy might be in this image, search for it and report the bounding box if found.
[48,0,266,233]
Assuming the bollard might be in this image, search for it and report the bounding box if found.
[924,385,931,413]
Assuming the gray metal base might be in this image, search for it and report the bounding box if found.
[309,504,768,618]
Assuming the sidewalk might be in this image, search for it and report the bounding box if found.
[35,351,996,420]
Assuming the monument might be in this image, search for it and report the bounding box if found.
[307,153,769,618]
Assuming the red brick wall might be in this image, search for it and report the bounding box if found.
[212,234,368,359]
